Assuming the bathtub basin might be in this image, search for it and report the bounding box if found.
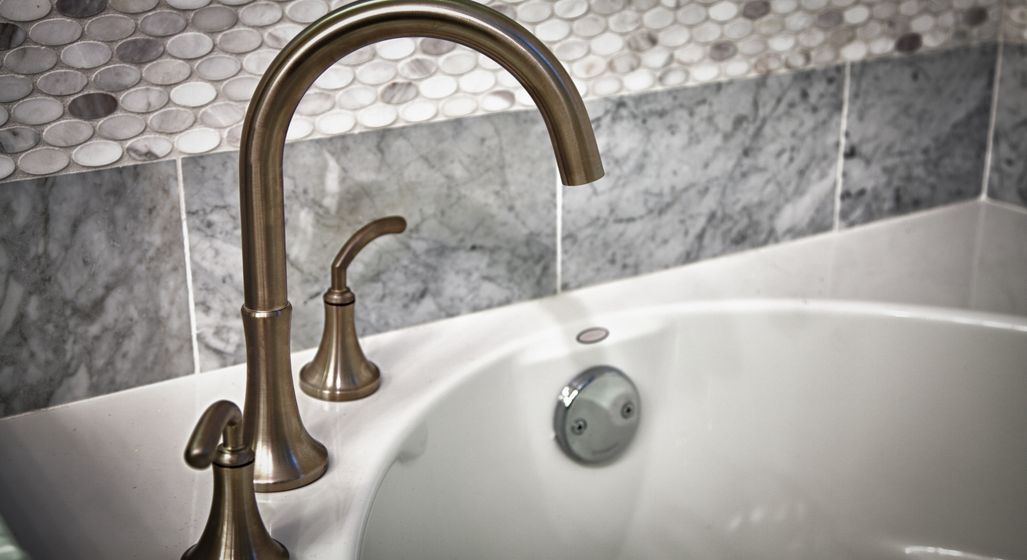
[361,302,1027,560]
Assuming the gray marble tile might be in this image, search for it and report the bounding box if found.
[987,43,1027,208]
[182,110,556,370]
[841,45,996,227]
[562,67,842,290]
[0,162,193,417]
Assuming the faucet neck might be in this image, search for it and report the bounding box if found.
[237,0,603,311]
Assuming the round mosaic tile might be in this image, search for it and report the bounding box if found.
[222,76,259,101]
[68,92,118,119]
[6,46,57,73]
[0,23,27,49]
[0,0,51,22]
[139,10,187,37]
[142,59,191,85]
[148,107,194,133]
[175,127,221,154]
[29,18,82,46]
[93,64,142,92]
[60,41,111,69]
[97,114,146,140]
[196,55,242,81]
[36,69,88,96]
[85,15,134,41]
[56,0,106,18]
[217,28,262,54]
[0,127,40,153]
[126,135,172,160]
[19,147,69,175]
[239,2,282,27]
[199,102,245,127]
[121,86,169,112]
[12,97,63,125]
[73,140,123,167]
[315,111,355,135]
[192,6,237,32]
[167,32,214,59]
[42,120,94,146]
[0,156,14,180]
[116,37,163,63]
[170,81,217,107]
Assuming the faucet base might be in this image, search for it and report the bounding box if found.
[242,304,330,493]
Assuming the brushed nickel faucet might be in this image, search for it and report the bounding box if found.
[237,0,605,492]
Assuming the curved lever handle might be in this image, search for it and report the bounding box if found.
[331,216,407,291]
[185,400,248,470]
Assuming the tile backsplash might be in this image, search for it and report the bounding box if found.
[1,0,1025,417]
[0,0,1002,182]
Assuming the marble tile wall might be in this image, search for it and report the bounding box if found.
[840,44,996,226]
[562,64,841,288]
[0,42,1015,416]
[987,43,1027,206]
[0,161,193,417]
[0,0,1001,182]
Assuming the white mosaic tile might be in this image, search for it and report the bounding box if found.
[0,0,1004,182]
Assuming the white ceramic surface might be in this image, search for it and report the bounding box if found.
[0,201,1025,559]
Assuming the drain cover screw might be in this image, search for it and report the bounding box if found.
[621,402,634,419]
[571,418,588,435]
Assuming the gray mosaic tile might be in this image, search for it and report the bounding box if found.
[92,64,141,92]
[139,10,187,37]
[126,135,171,160]
[120,86,167,112]
[148,107,194,133]
[55,0,106,18]
[28,18,82,46]
[115,36,162,64]
[987,43,1027,207]
[182,110,557,370]
[59,41,111,69]
[0,0,51,22]
[11,97,63,125]
[36,69,87,96]
[0,22,26,49]
[5,45,57,73]
[141,58,191,85]
[84,14,134,41]
[72,140,123,167]
[841,44,996,227]
[0,161,193,417]
[18,146,68,174]
[67,92,118,119]
[166,32,213,59]
[192,5,237,32]
[0,127,40,153]
[41,120,93,147]
[563,66,842,290]
[0,75,31,102]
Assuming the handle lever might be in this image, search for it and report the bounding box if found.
[185,400,251,469]
[331,216,407,291]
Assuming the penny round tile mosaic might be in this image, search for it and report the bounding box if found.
[0,0,1003,181]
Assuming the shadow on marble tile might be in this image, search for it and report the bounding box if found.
[0,162,193,417]
[182,111,557,371]
[841,44,996,227]
[987,43,1027,207]
[562,66,842,290]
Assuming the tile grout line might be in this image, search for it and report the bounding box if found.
[980,31,1005,201]
[832,62,852,231]
[555,164,563,294]
[175,156,202,375]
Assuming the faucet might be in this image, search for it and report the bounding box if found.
[237,0,605,492]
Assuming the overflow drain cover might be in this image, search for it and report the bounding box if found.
[554,365,640,465]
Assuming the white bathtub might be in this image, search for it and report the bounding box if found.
[361,302,1027,560]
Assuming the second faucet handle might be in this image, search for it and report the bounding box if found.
[300,216,406,402]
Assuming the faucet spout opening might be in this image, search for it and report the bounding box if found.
[239,0,604,310]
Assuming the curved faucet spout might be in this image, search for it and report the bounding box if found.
[236,0,604,492]
[239,0,604,310]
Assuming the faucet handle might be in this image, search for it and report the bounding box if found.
[183,401,289,560]
[330,216,407,294]
[185,400,251,469]
[300,216,406,402]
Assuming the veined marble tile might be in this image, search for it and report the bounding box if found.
[841,45,996,227]
[987,43,1027,207]
[182,110,556,370]
[0,162,193,417]
[561,66,842,290]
